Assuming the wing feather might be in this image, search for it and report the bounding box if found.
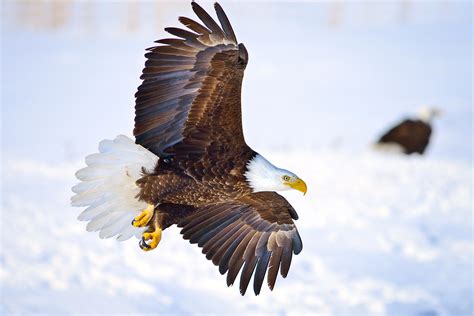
[226,232,253,286]
[205,222,243,261]
[213,225,248,268]
[164,27,199,39]
[134,2,245,158]
[267,245,282,290]
[177,192,302,295]
[280,238,293,278]
[239,232,261,295]
[191,2,226,41]
[179,16,211,35]
[253,250,271,295]
[214,3,238,43]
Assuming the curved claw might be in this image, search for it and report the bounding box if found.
[139,237,151,250]
[139,227,162,252]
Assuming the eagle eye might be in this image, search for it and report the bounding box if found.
[282,175,290,181]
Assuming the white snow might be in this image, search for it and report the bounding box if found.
[1,1,472,315]
[1,151,472,315]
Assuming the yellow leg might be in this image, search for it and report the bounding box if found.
[132,204,154,227]
[139,227,162,252]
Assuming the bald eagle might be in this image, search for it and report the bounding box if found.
[374,107,441,155]
[72,2,306,295]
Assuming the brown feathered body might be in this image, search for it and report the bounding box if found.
[135,145,256,225]
[377,119,432,154]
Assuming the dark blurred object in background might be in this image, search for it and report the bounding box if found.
[374,107,442,155]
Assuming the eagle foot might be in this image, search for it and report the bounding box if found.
[139,227,162,252]
[132,204,154,227]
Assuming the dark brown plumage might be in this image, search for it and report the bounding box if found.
[177,192,302,295]
[377,119,432,154]
[131,2,303,295]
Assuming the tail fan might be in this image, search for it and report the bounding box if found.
[71,135,158,241]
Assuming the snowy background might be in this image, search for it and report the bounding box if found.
[1,1,472,315]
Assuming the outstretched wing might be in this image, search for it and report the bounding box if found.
[177,192,303,295]
[134,2,249,158]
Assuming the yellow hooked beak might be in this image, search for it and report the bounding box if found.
[288,178,307,195]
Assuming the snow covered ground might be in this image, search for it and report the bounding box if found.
[1,1,472,315]
[2,151,472,315]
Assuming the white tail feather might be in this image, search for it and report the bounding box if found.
[71,135,158,241]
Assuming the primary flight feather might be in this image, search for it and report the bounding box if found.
[72,2,307,296]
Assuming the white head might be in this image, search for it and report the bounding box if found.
[244,154,307,195]
[417,106,442,123]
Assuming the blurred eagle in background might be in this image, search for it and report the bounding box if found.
[374,107,441,155]
[72,2,306,295]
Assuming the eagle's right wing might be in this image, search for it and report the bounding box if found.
[134,2,249,159]
[177,192,303,296]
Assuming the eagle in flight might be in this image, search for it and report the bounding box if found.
[72,2,306,295]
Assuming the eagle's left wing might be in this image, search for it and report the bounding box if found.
[134,2,249,158]
[177,192,303,295]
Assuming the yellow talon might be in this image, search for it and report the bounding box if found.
[132,204,154,227]
[139,227,162,252]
